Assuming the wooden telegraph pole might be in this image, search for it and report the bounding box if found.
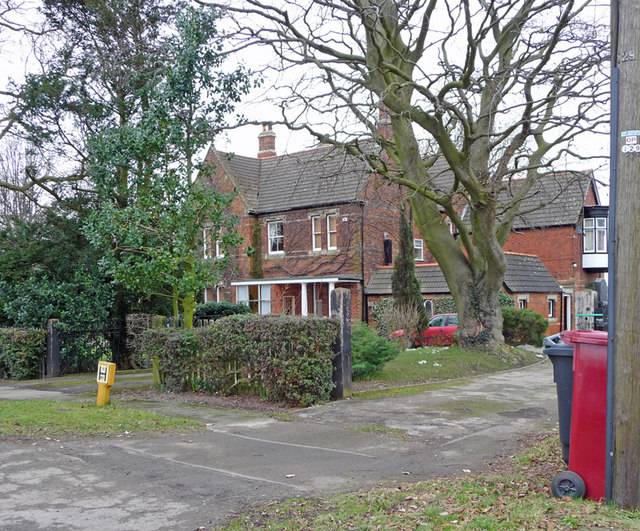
[610,0,640,509]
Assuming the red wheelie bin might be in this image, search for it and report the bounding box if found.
[551,330,608,500]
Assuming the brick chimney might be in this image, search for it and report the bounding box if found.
[378,105,393,140]
[258,124,277,159]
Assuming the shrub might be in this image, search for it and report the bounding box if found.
[125,313,166,368]
[502,307,549,347]
[142,314,338,407]
[194,301,251,320]
[0,328,46,380]
[351,322,400,380]
[371,297,395,338]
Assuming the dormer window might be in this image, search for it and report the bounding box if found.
[583,217,607,253]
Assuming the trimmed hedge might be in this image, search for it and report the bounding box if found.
[502,307,549,347]
[0,328,46,380]
[143,314,338,407]
[194,301,251,320]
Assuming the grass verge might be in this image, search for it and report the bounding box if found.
[216,433,640,530]
[0,399,202,439]
[354,345,542,396]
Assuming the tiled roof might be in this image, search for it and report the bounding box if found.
[365,253,561,296]
[214,141,595,227]
[418,156,595,229]
[506,171,594,229]
[214,145,372,214]
[502,253,563,293]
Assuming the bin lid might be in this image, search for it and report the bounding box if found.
[561,330,608,346]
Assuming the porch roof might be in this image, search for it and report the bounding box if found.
[231,274,362,286]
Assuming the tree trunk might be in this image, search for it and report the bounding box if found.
[410,195,507,351]
[611,0,640,509]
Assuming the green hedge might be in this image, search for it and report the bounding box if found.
[143,314,338,407]
[502,307,549,347]
[194,301,251,320]
[0,328,46,380]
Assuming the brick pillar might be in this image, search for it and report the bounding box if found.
[331,288,352,399]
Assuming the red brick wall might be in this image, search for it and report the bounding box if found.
[503,226,600,293]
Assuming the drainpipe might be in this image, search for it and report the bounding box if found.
[360,201,367,323]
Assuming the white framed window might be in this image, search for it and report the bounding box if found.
[596,218,607,253]
[519,298,528,309]
[548,297,557,318]
[203,227,212,259]
[583,217,607,253]
[268,220,284,254]
[327,214,337,250]
[215,240,224,259]
[414,238,424,261]
[236,285,249,306]
[312,216,322,251]
[583,218,595,253]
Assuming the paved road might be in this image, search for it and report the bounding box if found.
[0,361,558,530]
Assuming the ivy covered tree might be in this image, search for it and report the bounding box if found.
[391,206,428,343]
[83,6,251,327]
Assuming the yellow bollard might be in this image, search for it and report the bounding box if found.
[96,361,116,406]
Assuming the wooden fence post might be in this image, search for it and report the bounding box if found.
[46,319,60,378]
[330,288,352,399]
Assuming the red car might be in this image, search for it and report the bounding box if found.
[391,314,459,346]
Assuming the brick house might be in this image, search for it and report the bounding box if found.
[202,126,607,330]
[501,171,608,330]
[201,125,408,321]
[366,253,564,334]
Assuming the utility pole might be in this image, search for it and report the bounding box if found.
[609,0,640,509]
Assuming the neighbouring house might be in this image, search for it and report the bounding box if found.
[202,125,607,330]
[201,125,408,321]
[366,253,564,334]
[501,171,608,330]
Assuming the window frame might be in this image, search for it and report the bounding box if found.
[548,297,557,319]
[414,238,424,261]
[267,220,284,255]
[311,216,322,251]
[327,214,338,250]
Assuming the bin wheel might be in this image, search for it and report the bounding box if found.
[551,471,586,499]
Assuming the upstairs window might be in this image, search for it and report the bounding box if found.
[327,215,337,250]
[312,216,322,251]
[215,240,224,259]
[583,217,607,253]
[268,221,284,254]
[414,238,424,261]
[203,227,212,259]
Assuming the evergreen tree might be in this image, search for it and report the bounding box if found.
[391,206,428,343]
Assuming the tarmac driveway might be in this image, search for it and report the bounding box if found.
[0,361,558,530]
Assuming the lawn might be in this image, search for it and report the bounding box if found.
[216,433,640,530]
[354,345,543,397]
[0,399,202,439]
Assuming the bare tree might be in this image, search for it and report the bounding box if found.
[203,0,609,350]
[0,139,44,227]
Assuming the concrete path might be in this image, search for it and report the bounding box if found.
[0,361,559,530]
